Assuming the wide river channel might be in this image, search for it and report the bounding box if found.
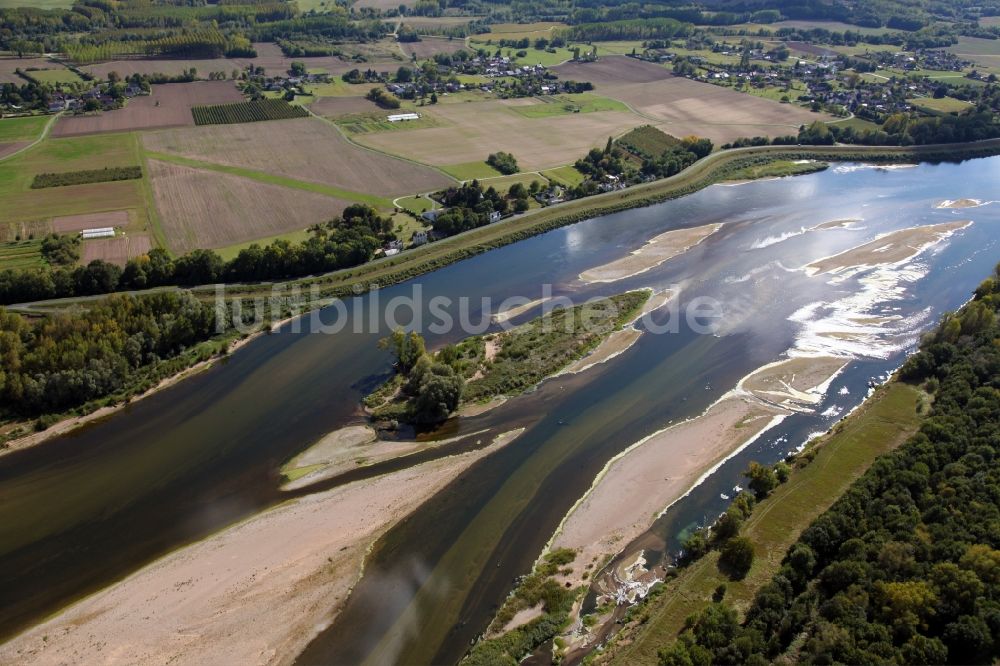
[1,157,998,664]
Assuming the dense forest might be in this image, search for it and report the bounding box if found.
[0,292,218,418]
[658,266,1000,665]
[0,204,394,305]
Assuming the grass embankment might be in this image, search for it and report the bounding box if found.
[723,159,829,181]
[598,381,926,666]
[367,290,649,422]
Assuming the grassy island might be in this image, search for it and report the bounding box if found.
[365,290,650,425]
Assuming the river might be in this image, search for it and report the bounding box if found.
[2,158,998,663]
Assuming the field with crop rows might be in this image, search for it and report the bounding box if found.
[192,99,309,125]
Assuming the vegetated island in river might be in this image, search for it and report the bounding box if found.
[364,290,652,428]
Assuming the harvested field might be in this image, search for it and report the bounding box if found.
[551,55,673,86]
[52,210,130,233]
[52,81,243,137]
[399,36,469,59]
[599,75,829,145]
[147,159,352,253]
[0,141,26,160]
[80,44,395,80]
[356,99,644,171]
[80,234,152,265]
[0,57,55,84]
[309,95,380,117]
[143,117,451,196]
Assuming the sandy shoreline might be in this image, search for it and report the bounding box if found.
[805,220,971,276]
[556,290,677,377]
[579,223,722,283]
[547,355,848,593]
[492,297,551,323]
[0,429,523,666]
[280,425,491,490]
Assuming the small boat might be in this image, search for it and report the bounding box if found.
[719,493,730,500]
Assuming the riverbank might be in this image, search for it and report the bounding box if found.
[0,310,303,457]
[590,382,925,665]
[8,144,998,454]
[0,428,523,666]
[546,355,848,598]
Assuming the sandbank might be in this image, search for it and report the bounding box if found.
[579,223,722,283]
[805,220,971,276]
[0,429,523,666]
[936,198,989,209]
[547,355,847,591]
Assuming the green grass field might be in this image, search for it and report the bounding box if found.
[607,382,925,665]
[215,228,313,261]
[24,68,84,85]
[512,93,628,118]
[541,165,585,187]
[390,211,430,246]
[0,132,149,224]
[908,95,974,114]
[394,194,435,214]
[0,115,48,143]
[509,47,576,67]
[442,160,503,180]
[477,171,547,194]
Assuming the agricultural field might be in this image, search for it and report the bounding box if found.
[356,96,644,171]
[80,233,152,265]
[555,56,829,145]
[309,95,380,117]
[541,164,585,187]
[616,125,680,156]
[354,0,416,11]
[441,161,502,180]
[0,141,26,160]
[908,95,975,114]
[947,36,1000,71]
[215,229,313,261]
[142,117,451,197]
[0,0,71,7]
[0,115,48,143]
[470,22,566,44]
[0,239,44,269]
[399,36,469,60]
[51,210,131,233]
[21,67,84,85]
[191,99,309,125]
[551,55,674,86]
[334,111,441,134]
[0,56,57,84]
[0,132,150,231]
[510,94,629,118]
[53,81,244,137]
[146,159,351,253]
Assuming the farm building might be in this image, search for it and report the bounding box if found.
[387,113,420,122]
[80,227,116,239]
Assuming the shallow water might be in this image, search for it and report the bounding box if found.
[1,158,998,662]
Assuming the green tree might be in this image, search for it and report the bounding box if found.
[745,461,778,500]
[719,537,754,579]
